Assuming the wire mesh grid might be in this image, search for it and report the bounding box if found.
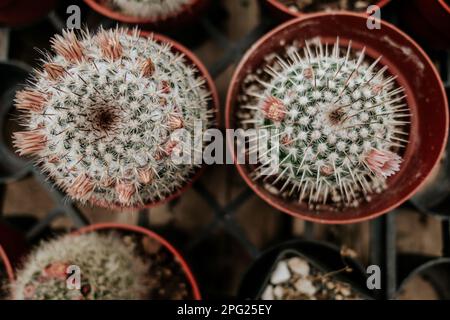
[0,0,449,300]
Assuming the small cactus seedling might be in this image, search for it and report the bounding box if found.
[109,0,190,19]
[11,232,149,300]
[13,27,213,208]
[241,39,409,209]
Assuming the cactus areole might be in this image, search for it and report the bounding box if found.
[13,27,215,209]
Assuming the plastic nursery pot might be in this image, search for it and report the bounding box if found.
[399,0,450,50]
[396,258,450,300]
[405,88,450,217]
[225,12,448,224]
[84,0,210,31]
[75,223,201,300]
[0,0,57,27]
[238,239,371,299]
[261,0,391,22]
[0,61,32,183]
[410,141,450,217]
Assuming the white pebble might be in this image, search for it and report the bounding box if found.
[340,286,351,297]
[288,257,310,276]
[273,285,284,299]
[261,285,274,300]
[295,279,317,296]
[270,261,291,285]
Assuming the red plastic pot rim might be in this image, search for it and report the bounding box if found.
[265,0,391,17]
[0,244,14,282]
[225,12,448,224]
[83,0,200,25]
[74,223,202,300]
[438,0,450,14]
[87,30,219,211]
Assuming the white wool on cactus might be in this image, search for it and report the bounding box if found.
[241,38,409,208]
[13,27,213,208]
[111,0,190,19]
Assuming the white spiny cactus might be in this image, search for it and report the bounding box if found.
[242,39,409,208]
[11,232,149,300]
[110,0,190,19]
[13,27,213,208]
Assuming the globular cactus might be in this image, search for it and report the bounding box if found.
[13,27,213,208]
[10,232,149,300]
[241,39,409,209]
[110,0,190,19]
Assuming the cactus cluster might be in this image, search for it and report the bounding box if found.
[10,232,149,300]
[109,0,190,19]
[13,27,213,208]
[240,39,409,209]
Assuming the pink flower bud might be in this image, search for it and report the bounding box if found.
[68,174,94,199]
[365,149,402,178]
[43,262,69,279]
[15,90,47,113]
[115,181,135,205]
[13,129,46,156]
[262,96,286,122]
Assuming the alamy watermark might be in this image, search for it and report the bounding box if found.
[66,264,81,290]
[162,121,283,175]
[367,5,382,30]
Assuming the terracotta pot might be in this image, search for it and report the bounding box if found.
[399,0,450,50]
[84,0,210,30]
[225,12,448,224]
[75,223,201,299]
[0,0,57,27]
[105,31,219,211]
[0,244,14,283]
[262,0,391,22]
